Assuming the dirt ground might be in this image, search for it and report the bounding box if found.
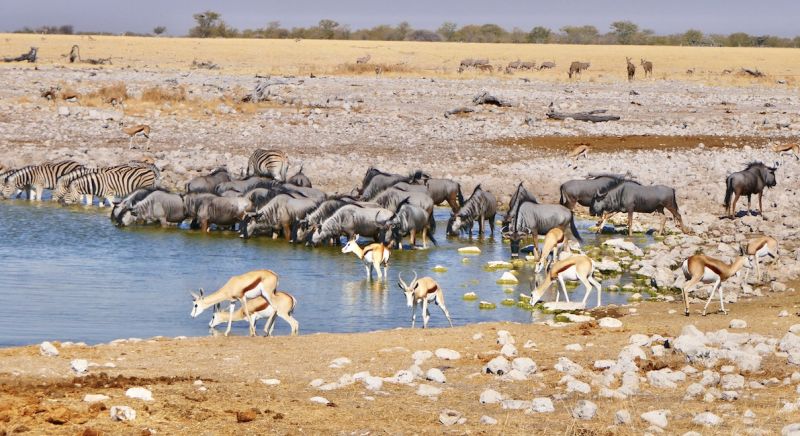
[0,282,798,435]
[493,135,769,153]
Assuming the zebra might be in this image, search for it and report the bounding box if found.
[0,160,82,200]
[61,166,159,206]
[246,149,288,181]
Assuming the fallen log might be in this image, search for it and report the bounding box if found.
[444,107,475,118]
[546,104,620,123]
[3,47,37,63]
[472,91,511,107]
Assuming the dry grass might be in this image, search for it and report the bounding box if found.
[140,85,187,103]
[1,33,798,86]
[335,62,413,75]
[85,82,128,104]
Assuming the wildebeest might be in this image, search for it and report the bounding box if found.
[626,57,636,81]
[215,177,280,196]
[358,167,427,200]
[311,204,395,245]
[240,192,319,241]
[196,196,253,232]
[503,183,581,258]
[186,167,231,194]
[458,58,490,72]
[538,61,556,70]
[723,161,778,218]
[640,59,653,77]
[447,185,496,237]
[390,198,437,249]
[286,165,312,188]
[559,173,631,211]
[112,189,186,227]
[590,181,687,236]
[246,149,288,181]
[422,177,464,213]
[372,188,434,218]
[568,61,590,79]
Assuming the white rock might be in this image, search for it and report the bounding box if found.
[615,409,632,425]
[554,357,583,376]
[721,390,739,401]
[364,376,383,391]
[647,369,686,389]
[780,333,800,352]
[684,383,705,399]
[110,405,136,421]
[721,374,745,390]
[629,334,651,346]
[598,317,623,328]
[39,341,59,357]
[416,384,442,397]
[782,423,800,435]
[71,359,89,375]
[472,333,484,340]
[500,343,518,357]
[523,340,537,349]
[594,359,616,369]
[693,412,722,426]
[309,396,330,405]
[512,357,537,375]
[567,379,591,394]
[480,389,504,404]
[572,400,597,420]
[125,387,153,401]
[485,356,511,375]
[260,378,281,386]
[603,238,644,256]
[386,369,415,384]
[641,409,670,428]
[729,319,747,329]
[497,271,518,284]
[435,348,461,360]
[412,350,433,362]
[426,368,446,383]
[790,325,800,334]
[501,399,531,410]
[84,394,110,402]
[565,343,583,352]
[496,330,515,345]
[700,370,720,387]
[480,415,498,425]
[57,106,70,117]
[329,357,352,368]
[530,397,555,413]
[561,314,594,323]
[309,378,325,387]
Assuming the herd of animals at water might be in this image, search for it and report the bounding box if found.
[0,144,793,335]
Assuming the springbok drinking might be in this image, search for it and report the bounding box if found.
[529,255,601,308]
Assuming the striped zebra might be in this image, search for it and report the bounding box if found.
[62,165,159,206]
[246,149,288,181]
[1,160,82,200]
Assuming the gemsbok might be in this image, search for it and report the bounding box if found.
[397,272,453,329]
[342,235,390,279]
[741,236,778,283]
[123,124,151,149]
[529,255,601,308]
[681,253,753,316]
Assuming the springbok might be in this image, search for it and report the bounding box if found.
[397,272,453,329]
[209,291,298,336]
[342,235,390,279]
[535,227,571,273]
[681,253,753,316]
[529,255,601,308]
[123,124,151,149]
[772,143,799,160]
[640,59,653,77]
[741,236,778,283]
[190,270,298,336]
[568,145,590,160]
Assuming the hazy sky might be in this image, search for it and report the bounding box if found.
[1,0,798,37]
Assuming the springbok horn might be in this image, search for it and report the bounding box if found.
[411,270,418,285]
[398,272,407,290]
[190,291,199,299]
[199,288,204,297]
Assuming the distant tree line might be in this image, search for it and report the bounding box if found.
[12,13,800,48]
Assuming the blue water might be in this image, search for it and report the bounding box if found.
[0,199,646,346]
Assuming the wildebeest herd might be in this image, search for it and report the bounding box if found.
[0,148,786,333]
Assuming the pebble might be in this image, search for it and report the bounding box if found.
[480,389,503,404]
[329,357,351,368]
[530,397,555,413]
[39,341,59,357]
[598,317,623,328]
[416,384,442,398]
[426,368,446,383]
[435,348,461,360]
[566,379,591,394]
[497,330,515,345]
[615,409,631,425]
[125,387,153,401]
[790,324,800,334]
[780,311,791,318]
[729,319,747,329]
[480,415,498,425]
[641,409,670,428]
[309,378,324,388]
[309,396,330,405]
[565,343,583,352]
[571,400,597,420]
[782,423,800,435]
[501,399,531,410]
[511,357,537,375]
[693,412,722,426]
[472,332,483,340]
[485,356,511,375]
[110,406,136,422]
[500,343,518,357]
[364,376,383,391]
[523,340,537,349]
[260,378,281,386]
[70,359,89,375]
[83,394,110,402]
[721,374,745,390]
[412,350,433,362]
[439,409,464,426]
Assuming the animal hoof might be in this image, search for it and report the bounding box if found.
[684,312,690,317]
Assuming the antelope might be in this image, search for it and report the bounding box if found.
[529,255,601,308]
[342,235,390,279]
[568,145,590,160]
[208,291,298,336]
[626,57,636,81]
[681,253,753,316]
[356,54,371,64]
[535,227,569,273]
[123,124,151,149]
[397,272,453,329]
[740,236,778,283]
[190,270,298,336]
[640,59,653,77]
[772,143,799,160]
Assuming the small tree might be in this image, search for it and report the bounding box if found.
[560,25,599,44]
[153,26,166,36]
[317,19,339,39]
[190,11,221,37]
[527,26,551,43]
[438,22,457,41]
[727,32,752,47]
[610,20,639,45]
[683,29,703,46]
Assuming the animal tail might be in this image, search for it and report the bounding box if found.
[569,213,583,243]
[723,176,733,208]
[456,183,465,206]
[428,211,438,246]
[559,185,566,206]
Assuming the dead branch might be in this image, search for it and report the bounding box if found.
[740,68,764,78]
[546,103,620,122]
[472,91,511,107]
[3,47,37,63]
[444,107,475,118]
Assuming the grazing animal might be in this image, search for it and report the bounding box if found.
[559,173,630,211]
[123,124,151,149]
[447,185,496,237]
[61,165,159,206]
[51,166,103,202]
[397,272,453,328]
[182,192,219,228]
[286,165,312,187]
[0,160,82,200]
[529,255,601,308]
[568,145,590,160]
[358,167,427,200]
[681,254,752,316]
[246,149,289,181]
[190,270,298,336]
[640,59,653,77]
[196,196,253,232]
[476,64,494,73]
[185,167,231,194]
[590,181,687,236]
[503,183,581,258]
[296,196,361,242]
[112,188,186,227]
[240,192,318,241]
[772,143,799,160]
[356,54,371,64]
[423,177,464,212]
[311,204,395,245]
[740,236,778,282]
[390,199,437,249]
[209,291,297,336]
[215,177,280,196]
[372,188,434,218]
[723,161,778,218]
[342,236,391,279]
[626,57,636,81]
[535,227,568,273]
[538,61,556,70]
[568,61,590,79]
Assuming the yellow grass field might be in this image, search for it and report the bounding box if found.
[2,33,799,85]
